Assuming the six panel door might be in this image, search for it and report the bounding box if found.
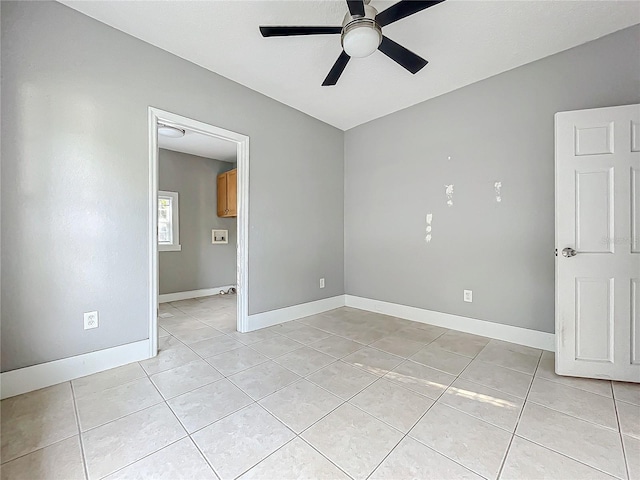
[555,104,640,382]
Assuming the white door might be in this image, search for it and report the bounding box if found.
[556,104,640,382]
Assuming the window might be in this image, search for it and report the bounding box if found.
[158,191,181,251]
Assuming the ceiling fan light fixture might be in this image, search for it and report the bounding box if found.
[341,19,381,58]
[157,123,186,138]
[259,0,439,85]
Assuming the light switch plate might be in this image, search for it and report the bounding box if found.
[212,229,228,244]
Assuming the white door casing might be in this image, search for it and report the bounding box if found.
[148,107,251,359]
[555,104,640,382]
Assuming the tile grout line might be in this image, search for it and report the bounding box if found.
[97,436,188,480]
[246,357,403,479]
[69,381,90,480]
[523,362,623,432]
[474,362,622,433]
[429,400,519,436]
[187,392,299,479]
[270,346,435,435]
[156,301,247,480]
[613,397,640,407]
[189,431,224,479]
[0,433,76,467]
[203,351,272,377]
[0,389,85,467]
[185,435,222,480]
[167,369,264,435]
[229,402,313,478]
[612,382,632,480]
[176,397,260,438]
[363,433,407,479]
[227,435,300,480]
[535,372,615,399]
[159,337,362,438]
[363,338,495,479]
[94,371,190,479]
[258,353,399,433]
[171,313,426,407]
[507,354,629,480]
[509,433,630,480]
[76,393,166,436]
[141,328,354,440]
[367,338,486,478]
[289,370,391,480]
[378,340,494,479]
[297,437,356,480]
[76,337,189,478]
[524,398,621,432]
[494,350,543,480]
[389,337,560,478]
[363,402,432,480]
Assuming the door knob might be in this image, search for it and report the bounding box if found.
[562,247,577,258]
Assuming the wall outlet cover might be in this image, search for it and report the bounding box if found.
[212,229,229,244]
[84,311,99,330]
[463,290,473,303]
[319,278,325,288]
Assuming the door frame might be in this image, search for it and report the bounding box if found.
[148,107,250,357]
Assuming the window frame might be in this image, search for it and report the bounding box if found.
[158,190,181,252]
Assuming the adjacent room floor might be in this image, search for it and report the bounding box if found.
[1,294,638,480]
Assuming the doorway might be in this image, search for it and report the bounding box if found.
[148,107,249,357]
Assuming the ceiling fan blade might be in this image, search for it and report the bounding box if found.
[260,26,342,37]
[346,0,365,17]
[378,36,428,74]
[376,0,445,27]
[322,51,351,86]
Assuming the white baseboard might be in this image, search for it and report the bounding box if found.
[345,295,555,352]
[247,295,346,331]
[159,286,236,303]
[1,296,553,399]
[0,340,151,400]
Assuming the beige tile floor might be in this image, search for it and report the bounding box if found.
[1,294,639,480]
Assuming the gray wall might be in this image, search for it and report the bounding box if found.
[1,1,345,372]
[159,149,237,295]
[345,25,640,334]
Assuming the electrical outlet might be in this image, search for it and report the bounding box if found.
[319,278,325,289]
[84,311,99,330]
[463,290,473,303]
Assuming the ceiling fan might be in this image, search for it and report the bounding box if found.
[259,0,445,86]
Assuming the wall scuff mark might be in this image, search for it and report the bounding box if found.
[494,181,502,202]
[444,184,454,206]
[425,213,433,243]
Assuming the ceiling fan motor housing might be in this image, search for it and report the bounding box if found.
[341,4,382,58]
[259,0,438,85]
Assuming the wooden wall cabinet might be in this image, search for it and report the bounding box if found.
[217,168,237,217]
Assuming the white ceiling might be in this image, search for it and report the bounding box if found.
[158,127,237,162]
[61,0,640,130]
